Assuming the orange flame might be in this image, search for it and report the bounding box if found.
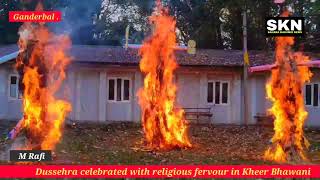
[264,11,312,162]
[138,1,191,150]
[15,7,72,150]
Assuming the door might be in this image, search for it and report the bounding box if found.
[106,76,133,121]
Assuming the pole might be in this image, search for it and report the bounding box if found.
[243,7,249,125]
[125,25,130,50]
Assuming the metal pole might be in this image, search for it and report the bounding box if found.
[243,7,249,125]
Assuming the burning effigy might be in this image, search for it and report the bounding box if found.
[8,3,72,151]
[137,0,191,150]
[264,11,312,163]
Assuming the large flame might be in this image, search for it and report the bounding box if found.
[15,4,72,150]
[138,1,191,150]
[264,11,312,163]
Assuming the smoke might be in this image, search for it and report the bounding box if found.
[33,0,156,45]
[18,0,156,45]
[47,0,102,44]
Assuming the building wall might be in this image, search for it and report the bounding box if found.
[65,66,320,127]
[1,62,319,127]
[69,68,102,122]
[305,70,320,127]
[0,67,9,119]
[247,74,269,124]
[248,70,320,127]
[176,68,242,124]
[69,66,141,122]
[0,64,22,121]
[177,73,200,108]
[67,66,242,124]
[78,71,100,121]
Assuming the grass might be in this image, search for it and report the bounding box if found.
[1,122,320,164]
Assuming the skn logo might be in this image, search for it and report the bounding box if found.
[265,17,305,36]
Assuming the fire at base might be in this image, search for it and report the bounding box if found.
[10,4,72,150]
[264,11,312,163]
[138,1,191,150]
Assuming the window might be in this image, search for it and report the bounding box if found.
[116,78,122,101]
[108,78,130,102]
[207,82,213,103]
[215,82,220,104]
[123,80,130,101]
[314,84,319,107]
[108,79,115,100]
[222,82,229,104]
[9,75,19,99]
[305,84,312,105]
[207,81,229,105]
[305,83,319,107]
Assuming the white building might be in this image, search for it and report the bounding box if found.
[0,45,319,126]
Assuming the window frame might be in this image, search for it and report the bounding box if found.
[305,83,320,108]
[123,79,130,101]
[207,81,214,103]
[221,81,229,105]
[305,83,313,106]
[207,80,230,106]
[107,77,131,103]
[313,83,319,107]
[108,78,115,101]
[8,74,21,100]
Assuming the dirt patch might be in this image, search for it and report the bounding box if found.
[1,122,320,164]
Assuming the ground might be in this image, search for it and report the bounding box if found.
[1,121,320,164]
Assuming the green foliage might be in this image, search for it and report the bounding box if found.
[0,0,21,44]
[94,0,154,45]
[0,0,319,52]
[170,0,278,50]
[170,0,222,48]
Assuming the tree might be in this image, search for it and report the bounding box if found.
[0,0,319,52]
[94,0,153,45]
[0,0,21,44]
[293,0,320,52]
[170,0,277,50]
[169,0,225,49]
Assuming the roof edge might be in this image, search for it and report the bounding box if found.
[0,51,19,65]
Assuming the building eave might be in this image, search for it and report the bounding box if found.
[0,51,19,65]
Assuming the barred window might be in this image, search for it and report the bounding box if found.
[305,83,319,107]
[108,78,131,102]
[207,81,229,105]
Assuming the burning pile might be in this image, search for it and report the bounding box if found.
[138,1,191,150]
[264,11,312,163]
[10,4,72,150]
